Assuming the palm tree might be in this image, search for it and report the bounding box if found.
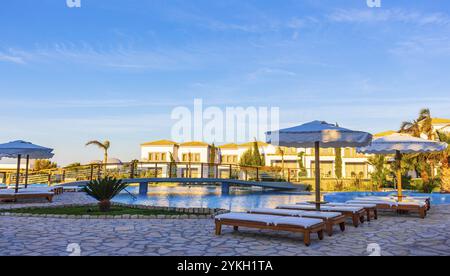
[400,108,433,139]
[276,147,286,178]
[400,108,438,178]
[85,140,111,165]
[437,131,450,192]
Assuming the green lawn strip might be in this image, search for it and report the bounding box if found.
[2,206,191,216]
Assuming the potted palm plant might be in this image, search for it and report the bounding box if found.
[83,176,128,212]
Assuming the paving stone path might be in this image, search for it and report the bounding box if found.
[1,193,449,256]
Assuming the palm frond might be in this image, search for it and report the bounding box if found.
[85,140,107,149]
[418,108,431,120]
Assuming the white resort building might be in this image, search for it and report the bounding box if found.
[139,118,450,181]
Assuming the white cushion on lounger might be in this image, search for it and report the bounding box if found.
[272,217,323,228]
[0,191,53,196]
[248,208,303,216]
[328,203,377,208]
[347,200,397,207]
[295,204,363,214]
[297,201,377,208]
[215,213,275,225]
[300,211,342,219]
[319,206,362,213]
[397,201,426,207]
[278,204,315,210]
[279,204,362,214]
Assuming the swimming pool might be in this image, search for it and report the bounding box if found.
[113,184,314,212]
[324,191,450,205]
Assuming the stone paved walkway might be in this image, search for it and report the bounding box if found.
[1,198,450,256]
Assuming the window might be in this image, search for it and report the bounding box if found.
[182,153,200,162]
[345,163,368,178]
[222,155,238,164]
[311,161,334,178]
[148,152,168,162]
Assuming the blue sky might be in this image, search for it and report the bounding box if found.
[1,0,450,165]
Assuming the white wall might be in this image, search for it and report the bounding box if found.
[178,146,209,163]
[140,145,178,162]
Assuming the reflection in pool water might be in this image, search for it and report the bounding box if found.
[113,184,313,212]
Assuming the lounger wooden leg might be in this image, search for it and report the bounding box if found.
[420,209,426,219]
[317,230,324,241]
[339,222,345,232]
[374,209,378,220]
[233,226,239,231]
[326,223,333,237]
[47,196,53,203]
[352,215,359,228]
[304,232,311,247]
[366,211,371,222]
[215,222,222,235]
[359,215,365,224]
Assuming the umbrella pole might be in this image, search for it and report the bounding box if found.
[25,155,30,189]
[314,141,321,210]
[15,154,21,194]
[395,150,403,202]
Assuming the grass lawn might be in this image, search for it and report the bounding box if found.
[2,206,192,216]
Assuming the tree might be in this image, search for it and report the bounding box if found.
[437,131,450,192]
[169,152,177,178]
[209,143,218,177]
[334,148,343,179]
[85,140,111,165]
[400,108,433,139]
[66,162,81,168]
[34,159,57,171]
[399,108,437,179]
[276,147,286,178]
[252,140,265,166]
[367,155,390,190]
[239,149,254,167]
[297,152,307,177]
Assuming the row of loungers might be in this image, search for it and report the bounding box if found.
[0,190,55,202]
[277,204,367,227]
[346,197,429,219]
[0,186,67,203]
[215,204,372,246]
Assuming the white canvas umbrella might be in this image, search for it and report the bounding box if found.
[0,141,54,193]
[357,133,447,201]
[267,121,372,210]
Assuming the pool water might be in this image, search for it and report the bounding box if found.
[324,191,450,205]
[113,184,313,212]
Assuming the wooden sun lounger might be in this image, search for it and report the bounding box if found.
[25,187,64,195]
[0,192,54,203]
[215,213,325,246]
[298,202,378,221]
[248,208,346,237]
[347,199,428,219]
[277,204,365,227]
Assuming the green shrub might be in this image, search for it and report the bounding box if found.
[83,177,129,212]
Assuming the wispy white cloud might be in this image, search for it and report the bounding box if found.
[328,9,450,26]
[389,36,450,56]
[0,51,26,64]
[247,67,297,80]
[0,43,210,71]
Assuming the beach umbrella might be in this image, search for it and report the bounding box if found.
[0,141,54,193]
[357,133,447,201]
[267,121,372,210]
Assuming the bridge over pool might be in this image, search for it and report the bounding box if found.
[61,177,301,195]
[9,161,307,195]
